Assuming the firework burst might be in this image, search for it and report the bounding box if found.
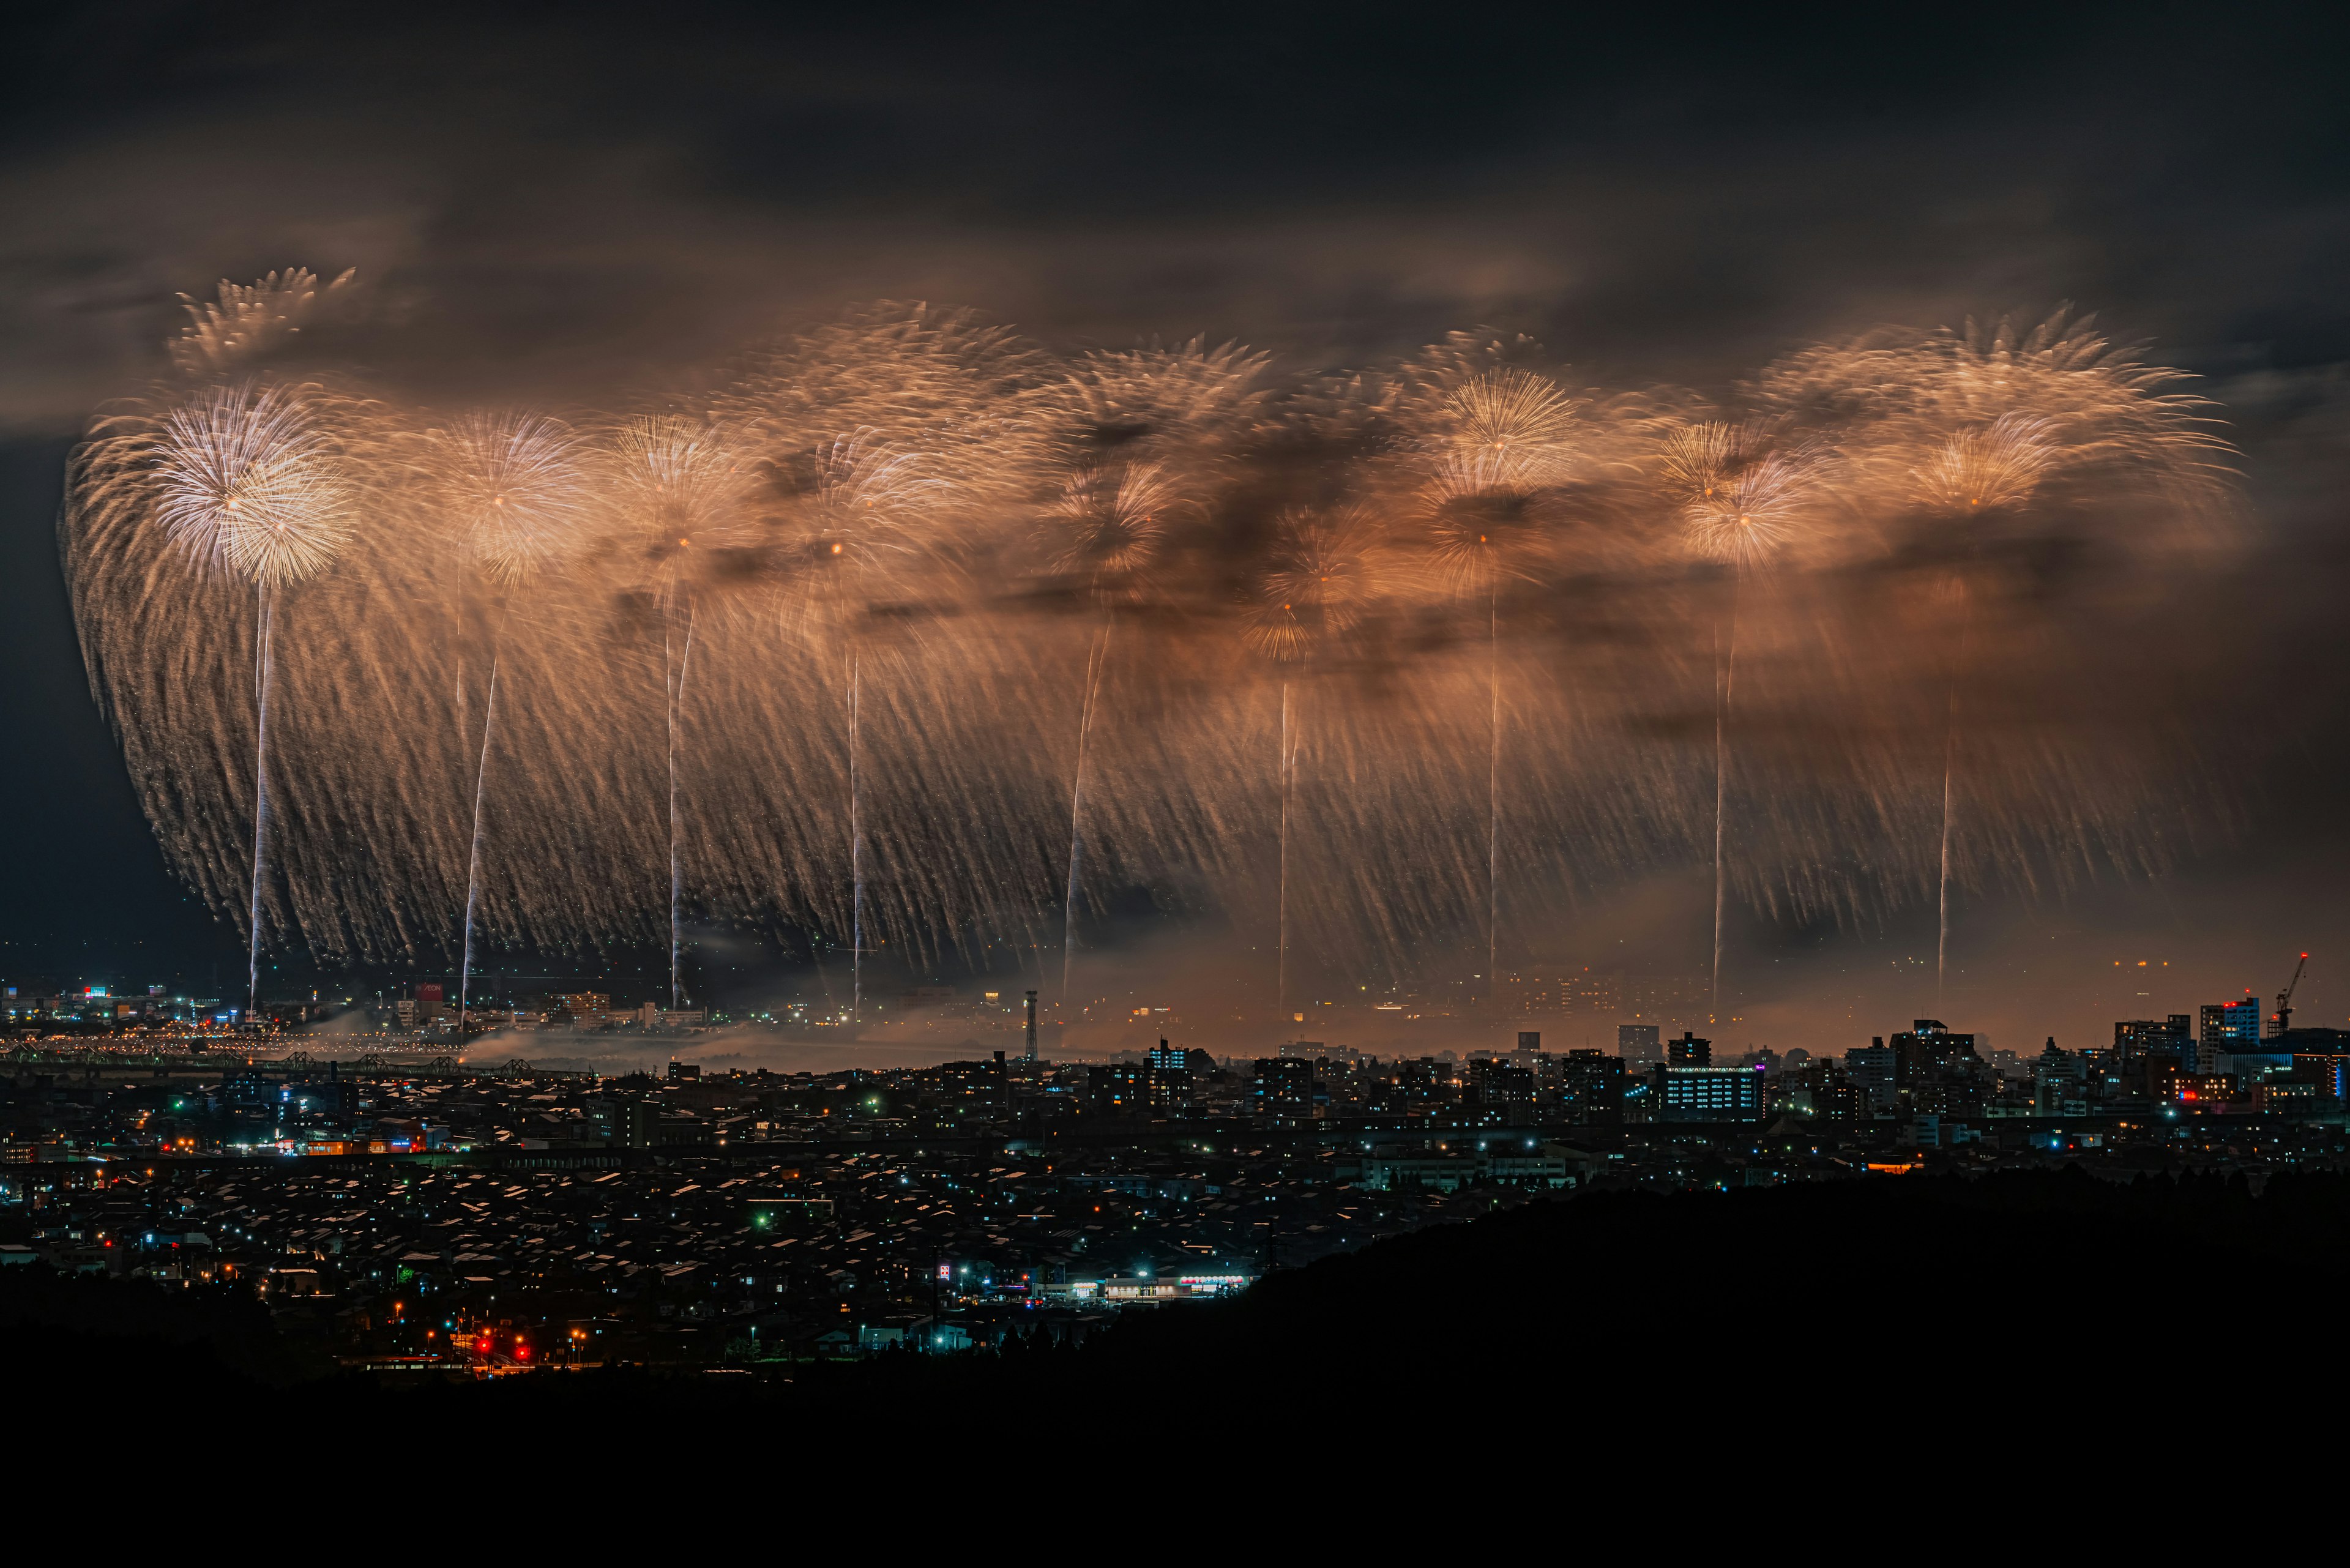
[152,381,354,587]
[1665,422,1814,574]
[425,411,595,589]
[55,285,2254,1038]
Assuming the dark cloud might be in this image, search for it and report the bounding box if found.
[3,2,2343,413]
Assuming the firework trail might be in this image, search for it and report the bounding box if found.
[1409,359,1581,1005]
[146,381,356,1014]
[417,411,595,1027]
[667,608,698,1010]
[608,414,737,1007]
[1757,310,2232,1002]
[459,657,499,1029]
[845,644,862,1022]
[1041,461,1173,1015]
[1247,507,1382,1023]
[1912,414,2053,1004]
[247,581,274,1020]
[1664,421,1815,1021]
[1029,341,1267,1019]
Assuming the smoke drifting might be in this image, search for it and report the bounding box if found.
[59,279,2244,1032]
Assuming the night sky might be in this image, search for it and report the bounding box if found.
[6,1,2349,1050]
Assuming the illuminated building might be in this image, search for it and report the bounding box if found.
[1144,1039,1194,1110]
[1889,1020,1980,1084]
[2278,1028,2350,1100]
[1617,1023,1662,1065]
[934,1053,1010,1109]
[550,991,610,1023]
[1086,1062,1149,1114]
[1668,1031,1711,1067]
[1250,1056,1316,1122]
[1470,1059,1534,1105]
[1389,1058,1450,1111]
[1559,1050,1625,1126]
[2198,996,2262,1070]
[1468,1059,1536,1127]
[1845,1040,1895,1111]
[1653,1063,1764,1120]
[2114,1015,2192,1060]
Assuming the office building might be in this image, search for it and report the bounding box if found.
[2199,996,2262,1069]
[1845,1040,1895,1111]
[1471,1059,1535,1108]
[1144,1039,1194,1110]
[2114,1015,2191,1061]
[1654,1064,1764,1121]
[1559,1050,1625,1126]
[1617,1024,1662,1065]
[1668,1031,1712,1067]
[1250,1057,1317,1121]
[1086,1062,1149,1114]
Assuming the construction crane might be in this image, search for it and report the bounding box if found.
[2272,952,2309,1037]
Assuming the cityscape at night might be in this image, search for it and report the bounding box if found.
[6,981,2348,1373]
[5,1,2350,1458]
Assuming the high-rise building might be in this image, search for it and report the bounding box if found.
[1144,1038,1193,1110]
[2114,1015,2191,1061]
[1024,990,1038,1060]
[1571,970,1625,1017]
[1086,1062,1149,1114]
[1250,1057,1318,1122]
[1392,1058,1449,1108]
[934,1055,1009,1107]
[1845,1039,1896,1111]
[1500,966,1636,1020]
[1471,1059,1535,1107]
[1889,1020,1980,1083]
[1516,1031,1542,1052]
[1618,1023,1662,1064]
[2289,1034,2350,1102]
[1560,1050,1625,1125]
[1668,1031,1712,1067]
[2199,996,2261,1070]
[1625,973,1708,1023]
[1783,1061,1867,1121]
